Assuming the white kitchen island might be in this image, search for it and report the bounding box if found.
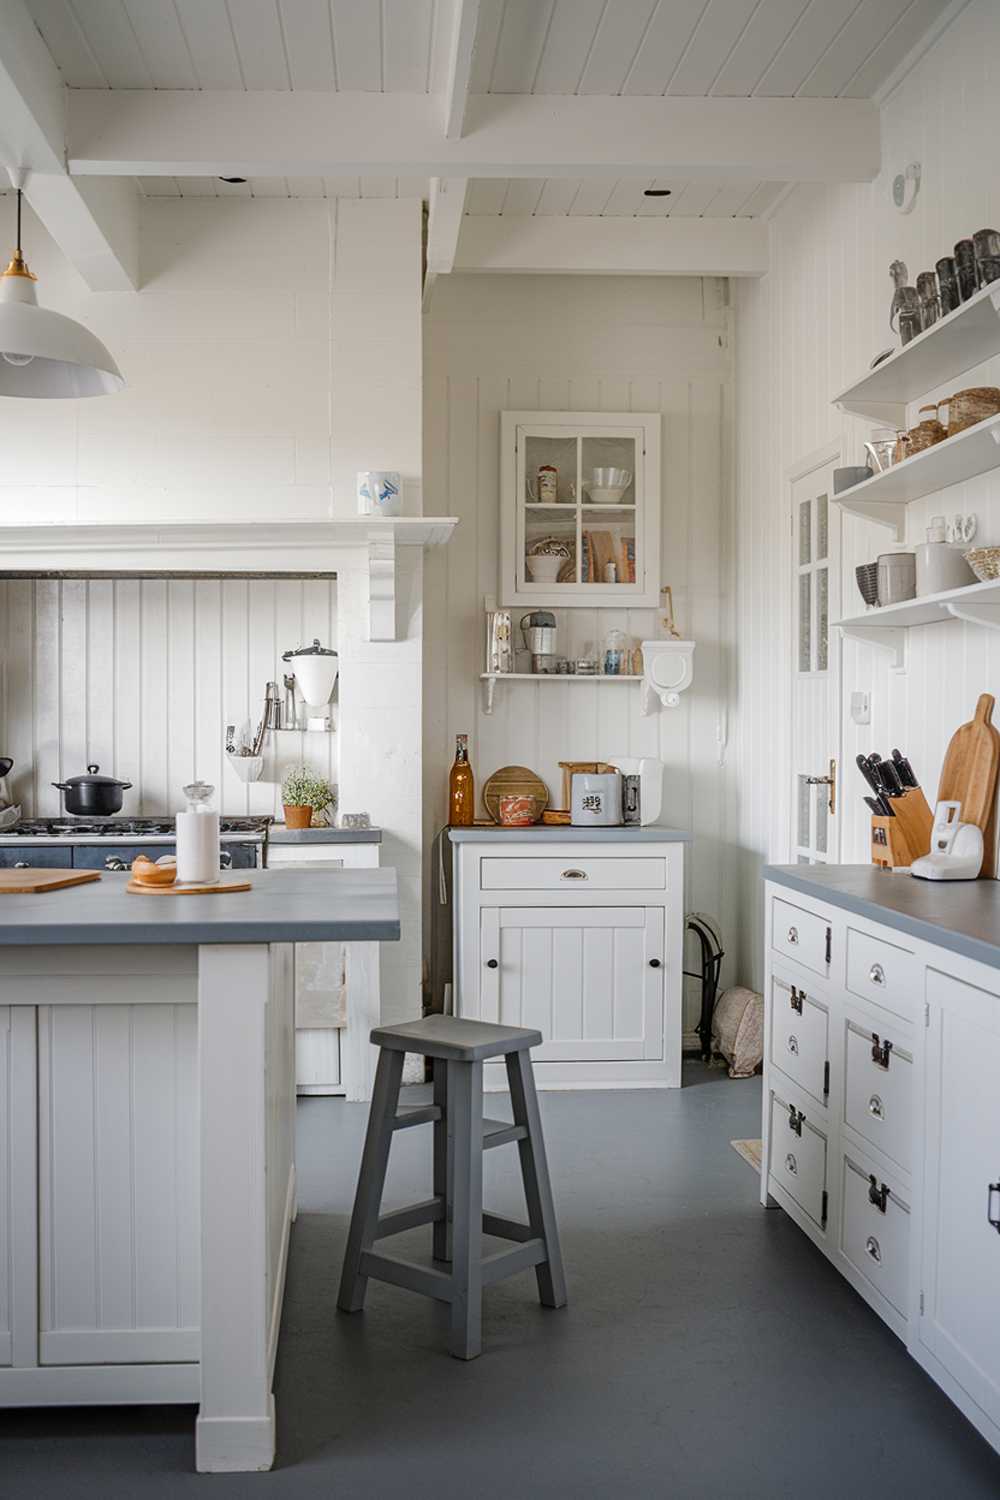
[0,868,399,1473]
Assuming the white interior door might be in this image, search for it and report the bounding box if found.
[790,460,842,864]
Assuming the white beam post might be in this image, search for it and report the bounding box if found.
[423,176,468,309]
[0,0,138,290]
[453,214,770,278]
[67,90,881,185]
[444,0,481,139]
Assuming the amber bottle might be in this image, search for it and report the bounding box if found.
[449,733,474,826]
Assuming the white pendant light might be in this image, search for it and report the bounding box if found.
[0,187,124,398]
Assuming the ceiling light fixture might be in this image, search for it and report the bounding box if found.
[0,181,124,399]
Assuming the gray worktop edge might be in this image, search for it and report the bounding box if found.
[448,826,691,843]
[268,826,382,844]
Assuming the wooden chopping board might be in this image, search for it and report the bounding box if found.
[482,766,549,823]
[0,868,101,894]
[937,692,1000,877]
[126,879,252,896]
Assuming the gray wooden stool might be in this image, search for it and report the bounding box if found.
[337,1015,567,1360]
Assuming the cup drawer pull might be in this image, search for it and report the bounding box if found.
[869,962,886,985]
[787,926,799,945]
[785,1152,798,1175]
[561,868,587,880]
[868,1093,885,1120]
[787,1034,799,1056]
[865,1235,882,1264]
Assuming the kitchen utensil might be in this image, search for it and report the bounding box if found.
[877,552,916,604]
[864,431,897,472]
[936,256,959,314]
[126,879,252,896]
[282,639,339,712]
[954,239,979,301]
[891,749,918,788]
[964,546,1000,581]
[571,770,622,827]
[0,868,100,894]
[52,764,132,817]
[558,760,615,808]
[864,795,894,817]
[583,467,632,505]
[916,270,940,327]
[855,562,880,607]
[520,612,557,658]
[937,693,1000,877]
[131,855,177,887]
[973,228,1000,287]
[498,794,538,826]
[526,465,559,504]
[856,754,884,796]
[603,628,626,675]
[911,801,984,881]
[0,804,21,831]
[176,780,219,885]
[914,515,976,595]
[282,674,300,729]
[482,766,549,823]
[876,758,905,797]
[356,470,402,517]
[834,465,873,493]
[940,386,1000,437]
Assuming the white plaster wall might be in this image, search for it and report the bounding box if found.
[0,194,424,1024]
[423,273,737,1032]
[732,0,1000,987]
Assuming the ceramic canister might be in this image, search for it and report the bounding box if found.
[877,551,916,605]
[498,795,537,826]
[571,771,622,827]
[357,471,402,517]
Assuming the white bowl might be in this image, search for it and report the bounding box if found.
[526,554,563,582]
[584,485,629,505]
[590,467,631,487]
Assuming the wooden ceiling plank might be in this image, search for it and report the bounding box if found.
[635,178,687,214]
[249,177,290,197]
[732,179,782,215]
[622,0,708,95]
[532,0,606,93]
[382,0,435,92]
[330,0,381,90]
[666,0,759,96]
[465,0,503,94]
[278,0,337,91]
[69,0,153,89]
[454,213,769,275]
[228,0,291,90]
[709,0,814,97]
[752,0,859,96]
[285,175,326,196]
[123,0,199,89]
[842,0,950,99]
[465,177,509,214]
[569,179,616,215]
[500,178,545,215]
[578,0,659,96]
[534,177,582,214]
[665,180,725,215]
[488,0,554,94]
[173,0,245,89]
[798,0,919,98]
[601,178,655,214]
[24,0,106,87]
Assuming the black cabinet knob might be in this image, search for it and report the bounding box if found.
[649,958,662,968]
[486,959,499,969]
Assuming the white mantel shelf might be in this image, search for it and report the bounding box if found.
[0,518,458,642]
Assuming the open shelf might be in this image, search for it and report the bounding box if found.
[830,413,1000,538]
[835,577,1000,669]
[834,280,1000,423]
[480,672,641,715]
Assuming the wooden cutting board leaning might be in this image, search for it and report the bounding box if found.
[937,692,1000,878]
[0,869,101,894]
[482,765,549,823]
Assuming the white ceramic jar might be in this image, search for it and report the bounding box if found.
[877,551,917,605]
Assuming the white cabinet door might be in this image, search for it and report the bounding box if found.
[480,906,664,1062]
[0,1008,37,1369]
[37,1003,200,1366]
[920,969,1000,1429]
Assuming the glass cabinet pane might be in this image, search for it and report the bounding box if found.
[798,500,811,565]
[580,435,637,507]
[523,435,577,506]
[798,574,811,672]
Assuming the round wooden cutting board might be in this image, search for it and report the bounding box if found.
[482,765,549,823]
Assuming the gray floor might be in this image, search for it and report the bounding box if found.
[3,1064,1000,1499]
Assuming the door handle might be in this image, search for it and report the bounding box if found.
[648,958,662,968]
[804,758,837,815]
[485,959,498,970]
[988,1181,1000,1233]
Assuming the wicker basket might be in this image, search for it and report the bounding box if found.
[965,547,1000,581]
[944,387,1000,437]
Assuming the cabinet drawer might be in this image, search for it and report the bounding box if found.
[846,928,917,1020]
[480,856,666,892]
[844,1015,913,1173]
[768,1089,828,1230]
[772,897,831,978]
[841,1153,910,1318]
[0,847,72,869]
[769,974,829,1107]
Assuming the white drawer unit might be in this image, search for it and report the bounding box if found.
[840,1153,910,1322]
[769,973,830,1108]
[452,834,686,1090]
[771,895,831,979]
[846,927,917,1021]
[768,1089,829,1231]
[479,856,666,891]
[843,1013,913,1173]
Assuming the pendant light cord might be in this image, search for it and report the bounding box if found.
[15,189,21,255]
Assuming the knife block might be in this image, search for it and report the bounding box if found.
[870,786,933,870]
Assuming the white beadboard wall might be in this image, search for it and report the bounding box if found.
[733,0,1000,988]
[423,274,736,1028]
[0,576,337,818]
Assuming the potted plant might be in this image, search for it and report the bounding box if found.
[281,766,335,830]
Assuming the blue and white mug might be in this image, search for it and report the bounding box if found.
[357,470,402,517]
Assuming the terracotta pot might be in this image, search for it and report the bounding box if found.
[283,803,313,829]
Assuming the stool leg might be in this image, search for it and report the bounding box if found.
[448,1059,484,1360]
[506,1049,567,1310]
[337,1047,404,1314]
[432,1057,452,1263]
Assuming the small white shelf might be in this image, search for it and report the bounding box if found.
[836,577,1000,670]
[834,281,1000,424]
[480,672,641,715]
[830,414,1000,539]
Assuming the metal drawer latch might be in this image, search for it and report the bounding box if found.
[871,1033,893,1069]
[988,1182,1000,1234]
[868,1175,889,1213]
[790,986,804,1014]
[788,1104,804,1137]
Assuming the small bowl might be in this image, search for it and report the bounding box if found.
[584,485,629,505]
[855,562,880,607]
[131,854,177,887]
[498,795,538,827]
[965,546,1000,581]
[526,554,563,582]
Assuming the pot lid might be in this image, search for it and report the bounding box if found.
[62,763,130,787]
[282,638,338,660]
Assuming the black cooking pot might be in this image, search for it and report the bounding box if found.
[53,764,132,817]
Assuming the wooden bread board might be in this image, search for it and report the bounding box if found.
[482,765,549,823]
[937,693,1000,878]
[126,879,252,896]
[0,868,100,894]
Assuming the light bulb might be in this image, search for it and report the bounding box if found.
[2,351,34,367]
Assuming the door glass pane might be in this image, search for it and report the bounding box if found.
[798,574,811,672]
[814,785,828,853]
[816,493,828,560]
[817,566,829,671]
[797,776,810,848]
[799,499,811,565]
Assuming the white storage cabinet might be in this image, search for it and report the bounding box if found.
[451,835,685,1090]
[762,877,1000,1460]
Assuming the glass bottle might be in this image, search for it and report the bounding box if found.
[449,734,475,826]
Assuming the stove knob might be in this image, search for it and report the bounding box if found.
[104,856,127,872]
[220,851,233,870]
[14,861,28,869]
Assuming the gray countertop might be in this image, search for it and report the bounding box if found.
[268,825,382,845]
[448,826,691,843]
[0,868,400,946]
[765,863,1000,971]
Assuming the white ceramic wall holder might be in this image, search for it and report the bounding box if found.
[640,640,695,714]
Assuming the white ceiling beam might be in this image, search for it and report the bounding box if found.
[443,0,481,140]
[454,215,769,278]
[423,177,468,309]
[0,0,138,290]
[67,91,881,185]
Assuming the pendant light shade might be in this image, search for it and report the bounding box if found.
[0,190,124,399]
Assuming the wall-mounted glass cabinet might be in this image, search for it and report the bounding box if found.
[499,411,661,607]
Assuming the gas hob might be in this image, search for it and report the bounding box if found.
[0,816,272,844]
